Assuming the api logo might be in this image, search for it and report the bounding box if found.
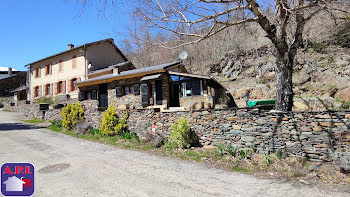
[1,163,34,196]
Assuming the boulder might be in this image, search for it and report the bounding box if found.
[335,87,350,102]
[75,120,93,135]
[193,102,204,110]
[293,71,311,85]
[117,104,130,110]
[293,97,344,111]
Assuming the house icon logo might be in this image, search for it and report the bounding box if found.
[1,163,34,196]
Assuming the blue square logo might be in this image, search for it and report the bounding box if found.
[1,163,34,196]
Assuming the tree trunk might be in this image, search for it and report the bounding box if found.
[275,52,294,111]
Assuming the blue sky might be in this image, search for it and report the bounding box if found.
[0,0,129,71]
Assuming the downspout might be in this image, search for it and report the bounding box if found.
[84,44,87,80]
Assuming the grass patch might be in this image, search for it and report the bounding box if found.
[23,118,46,124]
[232,165,252,173]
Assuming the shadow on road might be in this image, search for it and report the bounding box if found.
[0,123,40,131]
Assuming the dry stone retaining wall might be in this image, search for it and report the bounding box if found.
[126,109,350,164]
[4,98,350,166]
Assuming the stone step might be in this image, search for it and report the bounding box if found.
[162,107,187,112]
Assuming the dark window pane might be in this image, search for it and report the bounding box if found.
[141,83,148,107]
[186,82,192,96]
[133,84,140,95]
[155,80,163,105]
[192,80,201,95]
[116,86,122,97]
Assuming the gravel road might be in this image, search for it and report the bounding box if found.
[0,110,348,197]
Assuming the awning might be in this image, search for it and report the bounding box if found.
[11,86,27,93]
[140,74,162,81]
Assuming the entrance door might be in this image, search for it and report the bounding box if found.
[99,83,108,108]
[169,84,180,107]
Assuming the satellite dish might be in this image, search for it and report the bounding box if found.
[179,50,188,60]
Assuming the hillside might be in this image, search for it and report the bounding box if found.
[209,45,350,110]
[123,17,350,111]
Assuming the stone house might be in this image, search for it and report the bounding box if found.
[0,67,27,97]
[26,38,130,102]
[76,61,235,111]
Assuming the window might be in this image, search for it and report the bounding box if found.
[181,80,203,97]
[133,84,140,95]
[45,84,51,96]
[116,86,122,97]
[45,64,51,75]
[57,81,63,94]
[59,60,63,72]
[34,86,39,97]
[72,55,77,69]
[70,78,77,92]
[122,84,138,95]
[35,68,40,78]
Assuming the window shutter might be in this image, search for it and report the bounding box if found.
[133,84,140,95]
[78,92,83,101]
[39,68,41,78]
[50,84,53,96]
[116,86,122,97]
[50,64,52,75]
[33,88,36,98]
[155,80,163,105]
[63,80,66,94]
[68,80,71,92]
[141,83,148,107]
[54,82,58,94]
[39,85,42,97]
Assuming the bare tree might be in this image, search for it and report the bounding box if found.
[79,0,350,111]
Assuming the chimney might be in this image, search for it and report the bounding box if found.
[8,67,12,77]
[68,44,74,50]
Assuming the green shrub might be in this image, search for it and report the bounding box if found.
[50,120,62,128]
[227,145,238,157]
[310,42,327,53]
[61,102,84,130]
[264,148,271,166]
[100,106,119,136]
[273,149,283,160]
[48,120,63,132]
[217,143,226,156]
[120,131,139,141]
[114,110,129,134]
[334,19,350,48]
[264,153,271,166]
[36,97,53,105]
[168,117,195,149]
[90,128,102,135]
[239,148,248,159]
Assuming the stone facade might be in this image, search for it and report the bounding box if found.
[107,78,143,109]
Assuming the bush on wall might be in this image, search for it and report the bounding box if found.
[115,110,129,134]
[61,102,84,130]
[100,106,119,136]
[167,117,197,148]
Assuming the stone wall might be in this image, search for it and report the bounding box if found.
[6,97,350,164]
[81,100,103,128]
[126,109,350,163]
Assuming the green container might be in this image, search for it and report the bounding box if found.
[248,99,276,107]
